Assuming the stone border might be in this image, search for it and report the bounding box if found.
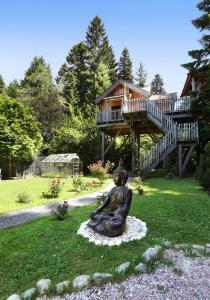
[77,216,148,246]
[7,243,210,299]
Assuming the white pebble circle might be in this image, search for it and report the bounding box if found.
[77,216,147,247]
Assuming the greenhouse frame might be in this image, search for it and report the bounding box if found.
[41,153,82,177]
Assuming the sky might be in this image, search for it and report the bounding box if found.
[0,0,201,96]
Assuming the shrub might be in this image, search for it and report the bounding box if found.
[72,176,88,192]
[87,161,108,182]
[133,177,144,195]
[90,179,102,188]
[196,142,210,190]
[16,192,31,203]
[51,201,69,220]
[42,176,62,198]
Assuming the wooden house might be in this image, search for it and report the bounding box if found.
[95,79,199,176]
[181,72,206,96]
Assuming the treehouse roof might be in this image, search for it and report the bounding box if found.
[95,79,149,104]
[42,153,79,163]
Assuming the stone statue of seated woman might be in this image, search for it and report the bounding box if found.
[88,160,132,237]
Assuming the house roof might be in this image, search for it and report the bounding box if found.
[180,73,193,97]
[95,79,150,104]
[42,153,79,163]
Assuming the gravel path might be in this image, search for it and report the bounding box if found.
[0,181,115,230]
[40,255,210,300]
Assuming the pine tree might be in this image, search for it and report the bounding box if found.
[182,0,210,71]
[6,80,21,98]
[22,56,53,97]
[0,75,5,94]
[57,63,80,110]
[85,16,118,84]
[65,42,90,105]
[22,56,65,142]
[182,0,210,147]
[92,62,111,98]
[151,74,166,94]
[118,48,133,83]
[136,62,147,87]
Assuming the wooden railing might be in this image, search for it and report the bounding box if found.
[122,96,191,114]
[141,99,198,173]
[122,98,147,113]
[97,96,192,125]
[177,122,199,142]
[97,109,123,124]
[141,127,177,172]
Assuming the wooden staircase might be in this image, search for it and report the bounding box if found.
[141,99,198,176]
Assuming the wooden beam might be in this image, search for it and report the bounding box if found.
[182,144,196,175]
[178,143,182,177]
[104,128,121,156]
[137,133,140,173]
[131,124,136,173]
[101,131,105,163]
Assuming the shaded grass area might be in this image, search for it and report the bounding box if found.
[0,177,111,215]
[0,177,210,298]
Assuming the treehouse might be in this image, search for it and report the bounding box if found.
[95,79,199,176]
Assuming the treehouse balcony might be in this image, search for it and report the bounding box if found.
[96,96,192,128]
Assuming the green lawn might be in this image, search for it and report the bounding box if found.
[0,176,111,215]
[0,177,210,298]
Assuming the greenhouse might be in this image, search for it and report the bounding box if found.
[41,153,82,177]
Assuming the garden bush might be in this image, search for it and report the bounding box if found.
[87,161,108,182]
[72,175,88,192]
[133,177,144,195]
[42,176,62,198]
[16,192,31,203]
[196,142,210,190]
[51,201,69,220]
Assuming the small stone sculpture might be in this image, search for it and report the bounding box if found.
[88,160,132,237]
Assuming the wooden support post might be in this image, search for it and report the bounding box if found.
[101,131,105,163]
[104,129,121,156]
[182,144,196,175]
[178,143,182,177]
[137,133,140,173]
[131,124,136,174]
[177,143,196,177]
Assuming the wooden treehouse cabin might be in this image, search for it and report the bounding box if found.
[95,79,199,176]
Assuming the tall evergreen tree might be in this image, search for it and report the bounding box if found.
[118,48,133,83]
[22,56,53,97]
[136,62,147,87]
[57,63,80,111]
[151,74,166,94]
[6,79,21,98]
[89,62,111,98]
[65,42,90,105]
[182,0,210,147]
[182,0,210,71]
[22,56,65,143]
[86,16,117,79]
[0,75,5,94]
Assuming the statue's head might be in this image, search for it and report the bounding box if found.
[113,159,128,186]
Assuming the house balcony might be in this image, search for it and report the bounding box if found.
[97,109,124,125]
[96,97,192,126]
